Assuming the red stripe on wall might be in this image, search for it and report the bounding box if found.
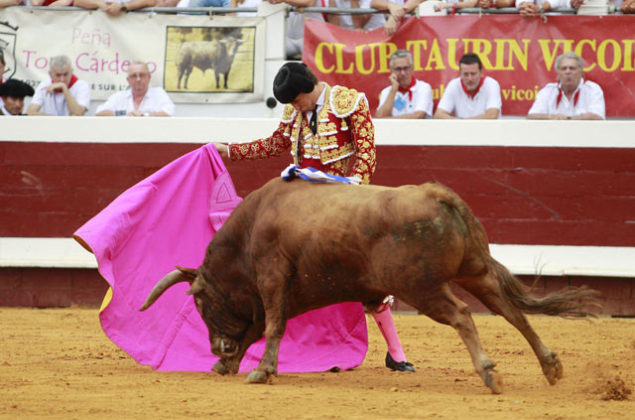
[1,142,634,246]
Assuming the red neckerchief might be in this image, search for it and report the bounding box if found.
[461,76,485,99]
[556,82,581,108]
[398,78,416,101]
[320,0,329,21]
[53,74,78,93]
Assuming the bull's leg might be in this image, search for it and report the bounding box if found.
[414,283,503,394]
[457,274,563,385]
[223,72,229,89]
[245,265,290,384]
[183,67,193,90]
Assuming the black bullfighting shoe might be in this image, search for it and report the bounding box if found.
[385,352,415,372]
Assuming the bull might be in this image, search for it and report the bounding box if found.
[140,179,599,394]
[176,37,243,90]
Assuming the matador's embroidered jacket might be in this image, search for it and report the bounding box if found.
[228,84,376,185]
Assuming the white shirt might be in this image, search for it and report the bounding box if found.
[96,87,175,116]
[437,76,502,118]
[515,0,570,8]
[331,0,386,30]
[31,79,91,116]
[377,79,433,118]
[528,79,605,119]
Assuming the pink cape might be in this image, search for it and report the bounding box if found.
[73,144,368,373]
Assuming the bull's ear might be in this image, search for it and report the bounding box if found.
[185,278,204,295]
[176,265,197,280]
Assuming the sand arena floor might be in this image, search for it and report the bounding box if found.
[0,308,632,419]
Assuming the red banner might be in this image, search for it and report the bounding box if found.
[303,16,635,117]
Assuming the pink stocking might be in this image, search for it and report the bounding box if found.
[371,307,407,362]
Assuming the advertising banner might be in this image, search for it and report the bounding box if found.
[303,16,635,117]
[0,9,265,102]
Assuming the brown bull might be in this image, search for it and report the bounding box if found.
[140,178,599,393]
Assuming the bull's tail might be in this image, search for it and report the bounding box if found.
[434,182,602,318]
[490,257,602,317]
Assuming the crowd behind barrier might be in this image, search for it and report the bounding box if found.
[0,5,633,118]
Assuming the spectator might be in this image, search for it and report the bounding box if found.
[214,62,415,373]
[328,0,386,31]
[527,51,605,120]
[477,0,515,8]
[73,0,164,15]
[231,0,262,15]
[189,0,230,8]
[0,50,5,110]
[516,0,574,17]
[621,0,635,12]
[0,50,5,83]
[266,0,328,59]
[96,61,175,117]
[433,0,478,13]
[0,0,25,7]
[0,79,35,116]
[371,0,421,36]
[434,52,501,119]
[26,55,90,116]
[376,49,432,119]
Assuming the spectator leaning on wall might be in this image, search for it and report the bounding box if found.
[527,51,605,120]
[516,0,582,17]
[96,61,175,117]
[477,0,515,9]
[375,49,432,119]
[434,52,502,119]
[26,55,90,116]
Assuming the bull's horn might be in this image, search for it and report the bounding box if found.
[139,268,194,311]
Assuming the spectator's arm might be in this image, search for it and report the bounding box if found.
[61,86,87,116]
[73,0,109,9]
[326,0,342,25]
[527,113,568,120]
[469,108,499,119]
[434,108,457,119]
[388,110,427,119]
[96,109,116,116]
[283,0,317,5]
[104,0,159,16]
[350,0,372,30]
[375,91,397,118]
[569,112,603,120]
[481,0,514,6]
[0,0,22,6]
[26,103,45,116]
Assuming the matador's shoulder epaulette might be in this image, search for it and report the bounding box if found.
[329,85,366,118]
[281,103,297,123]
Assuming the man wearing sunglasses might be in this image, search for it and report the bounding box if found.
[376,49,433,119]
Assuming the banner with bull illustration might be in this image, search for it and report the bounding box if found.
[0,9,265,103]
[303,16,635,117]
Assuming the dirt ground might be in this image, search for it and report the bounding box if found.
[0,308,632,420]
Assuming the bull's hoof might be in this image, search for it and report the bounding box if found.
[245,370,271,384]
[212,360,229,375]
[542,353,564,385]
[485,369,503,394]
